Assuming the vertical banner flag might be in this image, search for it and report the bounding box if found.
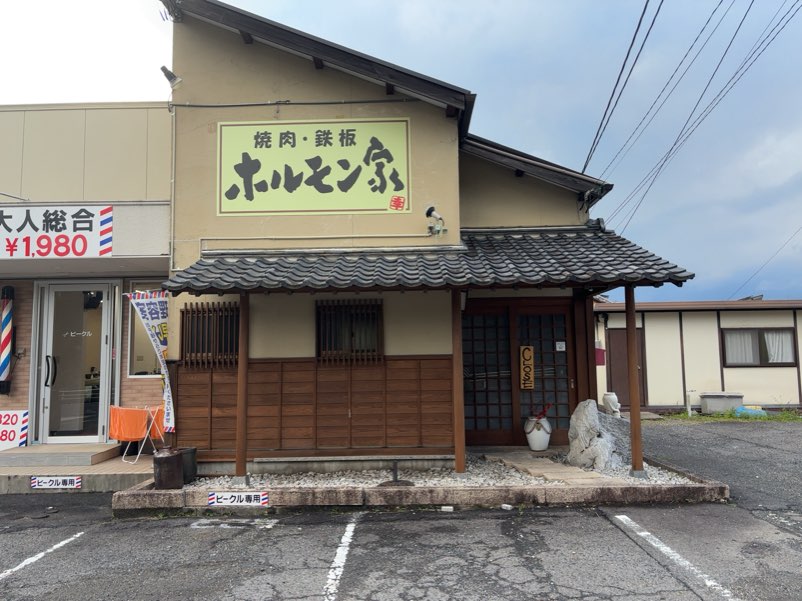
[127,291,174,432]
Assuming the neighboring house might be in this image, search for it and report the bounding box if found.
[158,0,692,474]
[595,299,802,411]
[0,102,171,443]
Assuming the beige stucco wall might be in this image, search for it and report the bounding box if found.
[167,291,452,360]
[642,313,684,405]
[605,313,643,329]
[170,17,462,270]
[0,104,170,202]
[459,154,587,228]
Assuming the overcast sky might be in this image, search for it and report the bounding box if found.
[2,0,800,302]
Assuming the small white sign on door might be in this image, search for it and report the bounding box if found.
[555,341,566,352]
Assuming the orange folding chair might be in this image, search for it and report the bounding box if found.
[110,406,161,464]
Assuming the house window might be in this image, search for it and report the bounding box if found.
[180,301,239,368]
[128,280,163,377]
[722,328,796,367]
[316,299,383,364]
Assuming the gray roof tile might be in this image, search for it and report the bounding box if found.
[163,224,694,294]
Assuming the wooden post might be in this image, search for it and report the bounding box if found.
[235,292,250,477]
[625,285,644,474]
[451,290,466,473]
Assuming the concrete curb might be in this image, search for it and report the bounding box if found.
[1,472,153,495]
[112,474,729,518]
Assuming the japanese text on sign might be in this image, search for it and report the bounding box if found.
[218,119,410,215]
[31,476,82,489]
[0,205,113,259]
[208,492,269,506]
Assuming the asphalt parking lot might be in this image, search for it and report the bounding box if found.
[1,419,801,601]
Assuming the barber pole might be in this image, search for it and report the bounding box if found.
[0,287,13,384]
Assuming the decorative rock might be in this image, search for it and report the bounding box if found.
[567,399,633,470]
[598,411,632,467]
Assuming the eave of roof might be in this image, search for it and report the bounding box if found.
[461,135,612,205]
[162,0,475,136]
[163,223,693,295]
[595,300,802,313]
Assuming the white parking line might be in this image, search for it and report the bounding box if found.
[614,515,741,600]
[322,512,363,601]
[190,518,278,529]
[0,531,84,582]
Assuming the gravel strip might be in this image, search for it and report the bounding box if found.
[550,454,695,485]
[186,454,555,490]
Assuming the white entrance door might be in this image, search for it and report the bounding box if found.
[39,283,113,443]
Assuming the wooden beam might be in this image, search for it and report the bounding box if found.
[235,292,250,476]
[451,290,466,473]
[313,57,324,70]
[625,286,644,473]
[385,83,395,95]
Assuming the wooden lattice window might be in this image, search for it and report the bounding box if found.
[180,302,239,368]
[316,299,384,364]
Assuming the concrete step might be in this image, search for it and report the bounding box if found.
[0,444,121,467]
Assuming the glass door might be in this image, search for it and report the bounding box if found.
[40,283,112,443]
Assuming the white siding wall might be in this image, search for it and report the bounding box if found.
[643,313,684,406]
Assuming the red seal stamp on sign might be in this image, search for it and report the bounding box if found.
[388,196,406,211]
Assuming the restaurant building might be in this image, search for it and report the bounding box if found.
[0,1,692,474]
[158,0,692,474]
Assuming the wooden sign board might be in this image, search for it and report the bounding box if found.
[520,346,534,389]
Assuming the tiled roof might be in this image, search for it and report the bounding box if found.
[163,224,693,294]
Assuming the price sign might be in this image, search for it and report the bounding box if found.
[0,410,28,450]
[0,205,112,259]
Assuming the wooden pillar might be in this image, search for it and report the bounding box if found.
[625,285,644,473]
[451,289,466,473]
[235,292,250,477]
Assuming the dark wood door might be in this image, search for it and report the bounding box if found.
[514,307,576,446]
[606,328,647,407]
[462,309,514,445]
[462,301,576,446]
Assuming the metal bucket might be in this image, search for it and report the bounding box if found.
[153,447,183,489]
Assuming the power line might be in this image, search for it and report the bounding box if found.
[610,0,801,231]
[599,0,726,181]
[613,0,755,233]
[606,0,737,222]
[586,0,664,176]
[581,0,651,174]
[727,225,802,300]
